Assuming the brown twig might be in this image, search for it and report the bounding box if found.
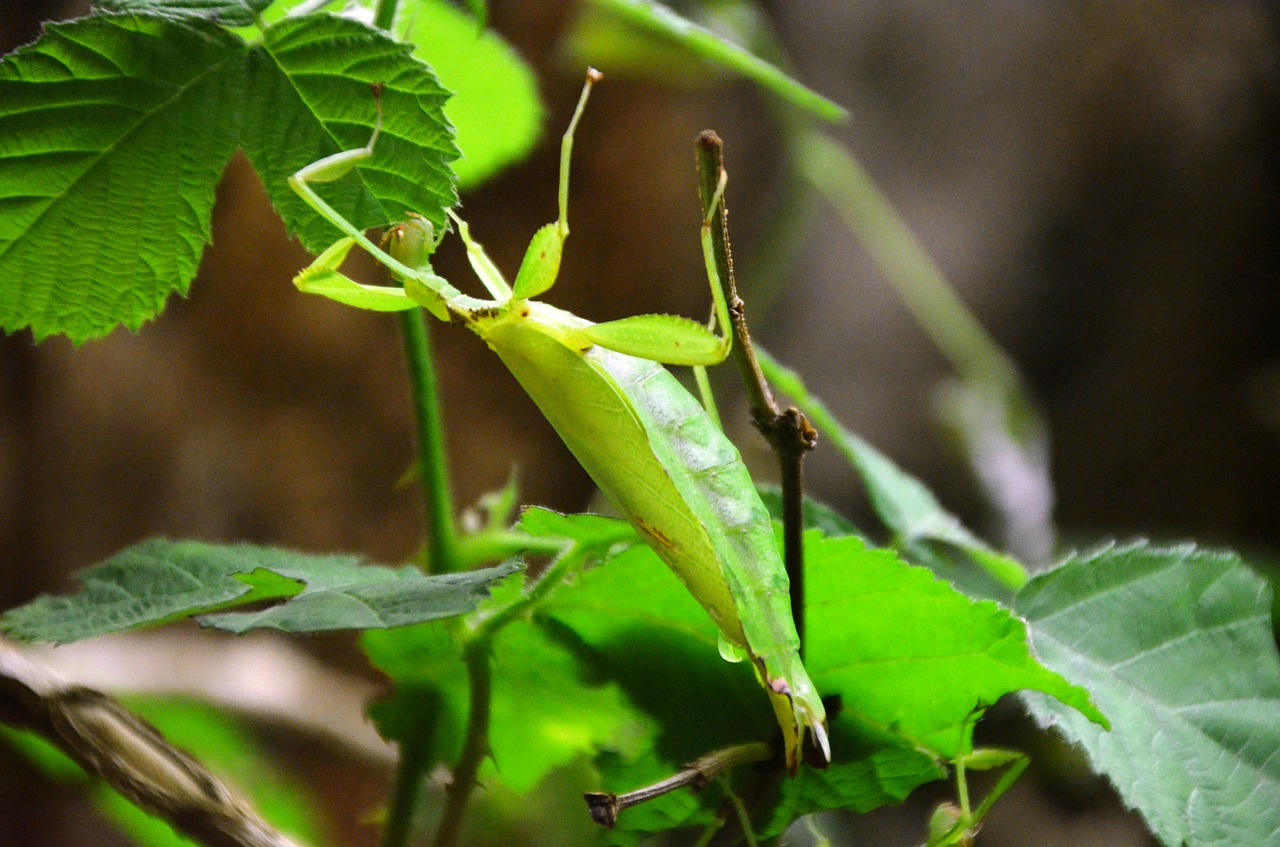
[694,131,819,646]
[0,636,305,847]
[583,741,772,829]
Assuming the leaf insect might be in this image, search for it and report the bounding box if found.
[286,70,829,769]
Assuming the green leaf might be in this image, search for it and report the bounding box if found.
[0,538,518,642]
[0,13,247,342]
[577,0,845,123]
[362,622,467,763]
[519,506,630,542]
[389,0,542,188]
[544,543,774,759]
[243,13,459,253]
[94,0,274,27]
[807,533,1104,755]
[362,586,644,793]
[490,621,648,792]
[1016,542,1280,847]
[204,556,521,634]
[547,530,1105,839]
[540,539,932,840]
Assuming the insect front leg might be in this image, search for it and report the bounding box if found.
[575,166,734,367]
[506,68,603,301]
[285,86,474,319]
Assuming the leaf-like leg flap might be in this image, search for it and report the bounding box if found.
[509,70,600,302]
[582,314,728,366]
[294,262,417,312]
[511,223,563,300]
[448,210,512,301]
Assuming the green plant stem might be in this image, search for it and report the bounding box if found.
[382,314,460,847]
[398,310,460,574]
[379,695,439,847]
[435,639,492,847]
[722,780,761,847]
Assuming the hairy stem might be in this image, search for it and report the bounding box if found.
[378,694,438,847]
[434,640,492,847]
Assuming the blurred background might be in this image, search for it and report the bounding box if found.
[2,1,1279,845]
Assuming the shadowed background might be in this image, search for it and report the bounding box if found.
[2,1,1278,845]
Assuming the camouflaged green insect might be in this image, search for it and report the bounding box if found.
[287,70,829,770]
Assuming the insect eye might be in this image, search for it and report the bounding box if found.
[386,214,435,270]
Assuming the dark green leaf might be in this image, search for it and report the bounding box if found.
[0,538,517,642]
[244,13,459,252]
[93,0,273,26]
[204,557,521,634]
[0,13,246,342]
[1017,542,1280,847]
[517,506,636,548]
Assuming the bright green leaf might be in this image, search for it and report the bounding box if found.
[362,622,467,766]
[388,0,542,188]
[0,538,518,642]
[543,544,774,757]
[243,13,459,252]
[489,622,648,792]
[95,0,274,26]
[517,506,636,548]
[544,537,946,841]
[1016,542,1280,847]
[806,533,1104,757]
[362,583,644,794]
[0,13,247,342]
